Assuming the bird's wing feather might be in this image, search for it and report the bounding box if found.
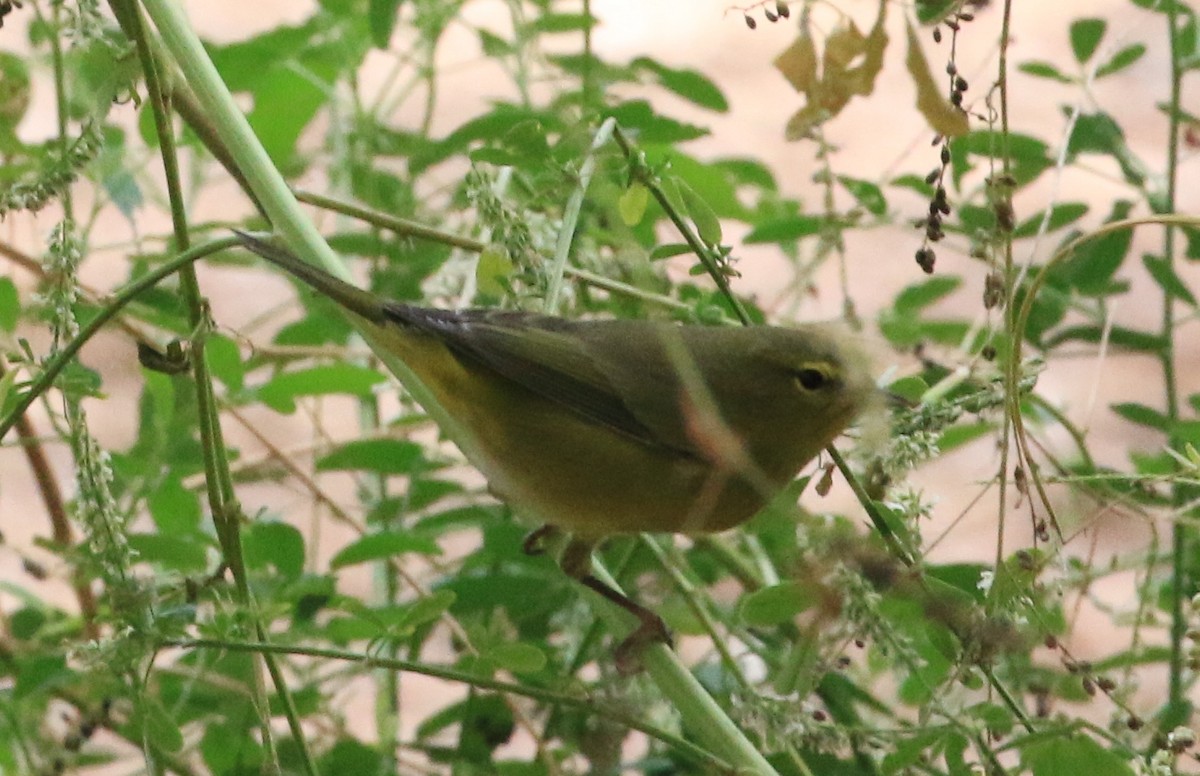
[382,304,702,459]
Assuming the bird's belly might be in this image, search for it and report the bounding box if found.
[405,349,771,538]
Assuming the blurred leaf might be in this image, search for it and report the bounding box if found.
[1062,200,1134,295]
[893,276,961,314]
[1012,202,1088,238]
[744,215,823,243]
[914,0,958,24]
[0,277,18,331]
[148,475,202,534]
[607,99,708,143]
[532,13,597,33]
[837,175,887,215]
[368,0,403,48]
[317,439,434,474]
[127,533,209,573]
[1070,19,1107,63]
[1112,402,1169,431]
[256,364,388,413]
[476,246,514,298]
[618,181,649,225]
[485,642,546,674]
[675,177,722,244]
[137,698,185,754]
[739,582,817,627]
[330,531,441,569]
[1043,325,1164,352]
[1067,113,1147,186]
[951,131,1052,188]
[632,57,728,112]
[1143,254,1197,305]
[322,740,383,774]
[244,521,306,579]
[905,21,968,138]
[1096,44,1147,77]
[205,334,245,392]
[1018,61,1074,83]
[1022,735,1134,776]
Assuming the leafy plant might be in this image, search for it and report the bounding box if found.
[1,0,1199,774]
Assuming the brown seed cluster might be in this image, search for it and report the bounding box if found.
[914,138,953,274]
[742,1,790,29]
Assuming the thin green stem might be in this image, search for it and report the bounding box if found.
[544,116,614,313]
[611,124,752,325]
[1161,0,1190,730]
[162,637,731,772]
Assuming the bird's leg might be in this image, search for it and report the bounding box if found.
[560,537,673,675]
[521,524,559,556]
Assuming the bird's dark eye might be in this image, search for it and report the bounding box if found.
[795,367,829,391]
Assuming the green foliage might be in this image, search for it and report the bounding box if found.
[1,1,1197,775]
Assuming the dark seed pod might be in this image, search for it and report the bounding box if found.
[915,247,936,274]
[764,8,777,22]
[744,14,756,29]
[776,1,790,18]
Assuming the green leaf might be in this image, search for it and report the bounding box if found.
[893,276,962,315]
[476,246,515,297]
[486,642,546,674]
[1064,200,1134,295]
[739,582,817,627]
[606,100,708,143]
[1070,19,1106,63]
[531,13,597,33]
[243,522,306,579]
[1012,202,1088,238]
[1143,254,1197,305]
[951,131,1052,188]
[1042,325,1164,352]
[1111,402,1169,431]
[368,0,403,48]
[0,277,18,331]
[127,533,209,573]
[744,215,823,244]
[618,182,650,226]
[1067,113,1146,186]
[1022,735,1134,776]
[322,741,383,775]
[256,364,388,413]
[675,178,722,244]
[631,57,728,112]
[148,475,202,534]
[138,698,185,754]
[649,243,692,260]
[330,531,441,569]
[915,0,959,25]
[317,439,433,475]
[837,175,887,215]
[205,334,244,392]
[1095,44,1147,78]
[1018,61,1074,83]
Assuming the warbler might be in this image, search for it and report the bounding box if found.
[234,231,879,670]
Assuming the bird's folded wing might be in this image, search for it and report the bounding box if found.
[383,305,702,460]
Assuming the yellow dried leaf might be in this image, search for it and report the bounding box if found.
[774,34,818,92]
[775,0,890,140]
[905,20,969,137]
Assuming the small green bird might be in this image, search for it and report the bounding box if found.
[235,231,879,670]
